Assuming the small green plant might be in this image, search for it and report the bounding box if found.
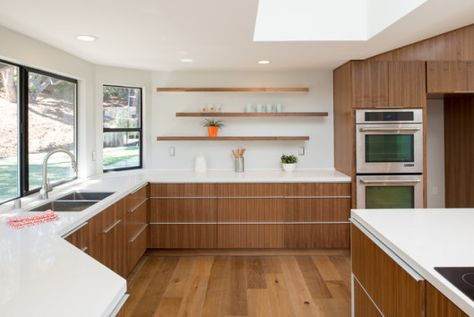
[202,119,224,127]
[281,154,298,164]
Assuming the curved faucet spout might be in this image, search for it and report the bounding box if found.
[40,149,77,200]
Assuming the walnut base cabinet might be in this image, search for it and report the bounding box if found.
[149,183,351,249]
[63,221,90,254]
[426,283,469,317]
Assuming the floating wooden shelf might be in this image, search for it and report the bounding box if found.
[176,112,328,117]
[156,87,309,93]
[156,136,309,141]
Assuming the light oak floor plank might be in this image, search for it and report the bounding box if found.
[124,250,351,317]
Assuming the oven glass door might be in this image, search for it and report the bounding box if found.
[356,175,423,209]
[365,134,414,163]
[356,124,423,174]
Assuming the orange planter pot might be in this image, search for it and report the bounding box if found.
[207,126,219,137]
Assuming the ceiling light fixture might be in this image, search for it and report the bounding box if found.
[179,58,193,63]
[75,35,98,42]
[258,60,271,64]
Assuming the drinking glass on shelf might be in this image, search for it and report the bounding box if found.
[275,104,283,112]
[255,104,263,112]
[266,104,273,112]
[245,104,253,112]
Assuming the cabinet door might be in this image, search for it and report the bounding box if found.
[354,278,382,317]
[467,61,474,91]
[352,61,389,108]
[388,61,426,108]
[427,61,468,93]
[64,222,90,254]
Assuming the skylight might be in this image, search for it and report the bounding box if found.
[253,0,428,41]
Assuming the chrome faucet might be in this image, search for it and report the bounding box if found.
[40,149,78,200]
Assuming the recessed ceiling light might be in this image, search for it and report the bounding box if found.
[258,60,271,64]
[75,35,98,42]
[179,58,193,63]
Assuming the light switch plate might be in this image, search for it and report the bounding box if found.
[298,146,305,156]
[169,146,175,157]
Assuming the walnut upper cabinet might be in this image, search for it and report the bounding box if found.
[427,61,474,93]
[351,61,426,108]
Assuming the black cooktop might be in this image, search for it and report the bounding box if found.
[435,267,474,301]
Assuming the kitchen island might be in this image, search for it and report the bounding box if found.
[0,168,350,317]
[351,208,474,316]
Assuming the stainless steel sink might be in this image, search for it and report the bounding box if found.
[57,191,114,201]
[30,201,97,212]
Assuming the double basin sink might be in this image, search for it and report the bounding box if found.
[30,192,114,212]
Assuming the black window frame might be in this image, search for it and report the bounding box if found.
[0,58,78,204]
[102,84,143,172]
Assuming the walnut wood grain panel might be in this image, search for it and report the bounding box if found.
[444,95,474,207]
[217,183,351,197]
[427,61,469,93]
[150,183,216,198]
[148,224,217,248]
[352,61,389,108]
[64,222,89,254]
[352,225,425,317]
[426,283,469,317]
[150,198,217,223]
[467,61,474,91]
[218,198,350,222]
[126,184,148,212]
[388,61,427,108]
[218,224,349,249]
[354,278,382,317]
[369,24,474,61]
[127,224,148,273]
[126,199,148,241]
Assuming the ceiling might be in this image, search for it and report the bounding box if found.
[0,0,473,71]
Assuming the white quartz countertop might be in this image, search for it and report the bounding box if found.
[0,168,350,316]
[351,209,474,316]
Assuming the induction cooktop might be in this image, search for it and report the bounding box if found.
[435,267,474,301]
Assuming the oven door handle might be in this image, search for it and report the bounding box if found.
[360,179,421,185]
[359,127,421,132]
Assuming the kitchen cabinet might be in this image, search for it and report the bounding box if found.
[125,184,149,273]
[427,61,474,93]
[88,200,127,277]
[149,183,351,249]
[426,283,468,317]
[351,61,426,108]
[63,222,90,254]
[354,278,382,317]
[352,225,425,316]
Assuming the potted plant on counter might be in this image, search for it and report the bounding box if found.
[203,119,224,137]
[281,154,298,172]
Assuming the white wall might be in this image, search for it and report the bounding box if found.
[94,66,152,174]
[0,25,97,177]
[151,70,334,170]
[426,99,445,208]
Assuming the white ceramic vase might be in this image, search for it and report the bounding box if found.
[282,163,296,172]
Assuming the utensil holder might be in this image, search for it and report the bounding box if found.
[234,157,244,173]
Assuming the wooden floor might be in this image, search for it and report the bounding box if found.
[123,249,351,317]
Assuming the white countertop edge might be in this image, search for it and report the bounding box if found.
[102,282,127,317]
[350,211,474,316]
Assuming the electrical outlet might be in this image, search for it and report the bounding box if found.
[169,146,175,157]
[298,146,305,156]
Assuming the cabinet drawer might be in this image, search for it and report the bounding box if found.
[126,199,148,241]
[150,183,216,197]
[127,224,148,273]
[352,225,425,317]
[64,222,90,254]
[218,197,351,223]
[217,183,351,197]
[127,184,148,211]
[218,223,350,248]
[150,198,216,223]
[148,224,217,248]
[354,278,382,317]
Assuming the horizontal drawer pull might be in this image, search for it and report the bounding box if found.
[103,219,122,234]
[61,221,88,238]
[80,246,89,252]
[129,183,148,195]
[130,224,148,243]
[149,221,350,225]
[151,196,351,199]
[129,198,148,213]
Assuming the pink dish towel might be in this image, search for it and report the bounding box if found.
[7,210,59,229]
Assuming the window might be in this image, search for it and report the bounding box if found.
[0,59,77,204]
[103,85,142,171]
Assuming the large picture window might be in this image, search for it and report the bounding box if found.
[103,85,142,171]
[0,59,77,204]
